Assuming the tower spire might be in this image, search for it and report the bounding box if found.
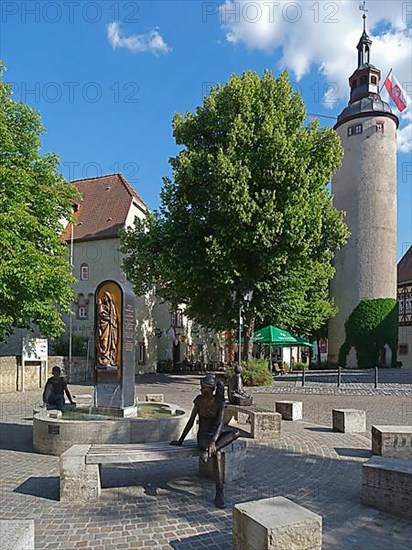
[357,2,372,67]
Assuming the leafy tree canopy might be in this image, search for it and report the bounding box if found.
[121,70,349,341]
[0,63,78,339]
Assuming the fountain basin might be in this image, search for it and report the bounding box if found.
[33,402,191,455]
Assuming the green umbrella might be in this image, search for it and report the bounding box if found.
[253,326,299,347]
[294,336,314,348]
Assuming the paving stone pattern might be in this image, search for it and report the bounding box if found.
[0,373,411,549]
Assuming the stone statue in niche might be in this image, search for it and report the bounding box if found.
[228,364,254,406]
[96,291,119,369]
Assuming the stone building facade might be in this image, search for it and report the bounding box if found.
[398,246,412,368]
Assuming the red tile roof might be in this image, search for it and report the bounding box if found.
[398,246,412,284]
[63,174,148,242]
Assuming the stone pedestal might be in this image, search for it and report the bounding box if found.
[276,401,303,421]
[361,456,412,519]
[199,439,247,482]
[332,409,366,433]
[233,496,322,550]
[0,520,34,550]
[371,425,412,459]
[60,444,101,502]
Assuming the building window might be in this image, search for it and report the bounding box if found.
[77,305,88,319]
[399,344,408,355]
[80,263,89,281]
[138,343,146,364]
[376,122,384,133]
[348,124,363,137]
[371,76,377,85]
[171,310,184,328]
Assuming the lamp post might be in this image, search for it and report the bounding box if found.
[233,290,254,367]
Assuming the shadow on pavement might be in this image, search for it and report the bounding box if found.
[334,447,372,459]
[14,476,59,501]
[304,426,335,433]
[170,530,231,549]
[0,423,34,452]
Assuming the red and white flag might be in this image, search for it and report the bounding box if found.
[384,72,410,112]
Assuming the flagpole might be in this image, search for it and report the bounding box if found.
[379,68,393,94]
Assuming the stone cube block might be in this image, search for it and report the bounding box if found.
[0,520,34,550]
[145,393,164,403]
[233,496,322,550]
[371,425,412,459]
[252,412,282,440]
[332,409,366,433]
[361,456,412,519]
[276,401,303,421]
[199,439,247,482]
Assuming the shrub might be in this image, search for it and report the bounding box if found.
[293,361,306,371]
[339,298,398,368]
[225,359,272,387]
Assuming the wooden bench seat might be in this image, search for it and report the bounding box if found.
[60,439,247,503]
[224,404,281,441]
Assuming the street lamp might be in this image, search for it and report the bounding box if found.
[232,290,254,367]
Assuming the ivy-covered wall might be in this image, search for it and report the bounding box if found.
[339,298,398,369]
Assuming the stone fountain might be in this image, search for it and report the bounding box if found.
[33,280,191,455]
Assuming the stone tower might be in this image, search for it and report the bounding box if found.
[328,15,399,367]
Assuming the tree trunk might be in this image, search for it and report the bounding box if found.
[243,311,256,363]
[226,330,234,364]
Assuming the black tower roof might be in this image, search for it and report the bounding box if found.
[335,13,398,130]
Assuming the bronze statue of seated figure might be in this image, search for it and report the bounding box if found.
[170,375,241,509]
[228,365,254,406]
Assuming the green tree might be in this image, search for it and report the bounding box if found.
[121,71,349,359]
[0,64,78,339]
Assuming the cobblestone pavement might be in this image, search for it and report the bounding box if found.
[0,374,411,549]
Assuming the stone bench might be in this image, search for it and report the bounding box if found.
[224,404,281,441]
[332,409,366,433]
[275,401,303,421]
[0,520,34,550]
[233,496,322,550]
[60,439,247,503]
[371,425,412,459]
[361,456,412,519]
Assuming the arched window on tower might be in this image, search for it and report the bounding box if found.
[371,76,377,85]
[80,263,89,281]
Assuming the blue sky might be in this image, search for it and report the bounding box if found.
[1,0,411,259]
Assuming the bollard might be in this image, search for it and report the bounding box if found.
[337,366,342,388]
[302,367,305,387]
[374,366,378,388]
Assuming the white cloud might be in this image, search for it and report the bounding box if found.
[219,0,412,151]
[107,22,170,55]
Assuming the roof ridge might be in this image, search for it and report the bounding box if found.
[70,173,123,184]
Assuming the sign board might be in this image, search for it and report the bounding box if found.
[22,337,48,361]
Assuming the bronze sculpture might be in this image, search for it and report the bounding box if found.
[228,365,253,406]
[96,291,119,368]
[170,374,241,509]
